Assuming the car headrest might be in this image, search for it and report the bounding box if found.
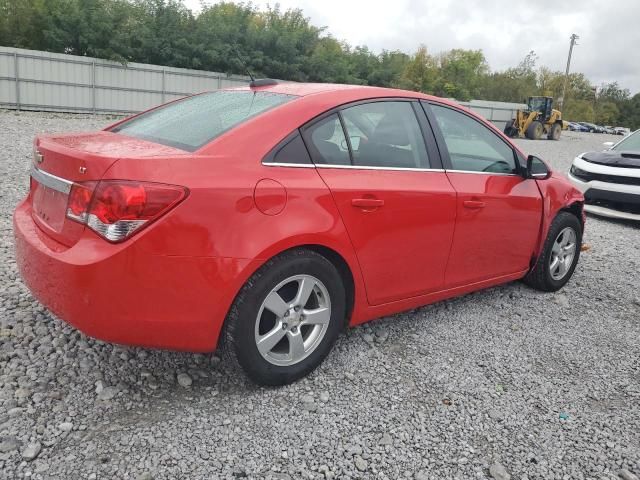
[372,114,410,146]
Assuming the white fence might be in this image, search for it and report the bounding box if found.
[0,47,524,126]
[0,46,251,114]
[458,99,526,130]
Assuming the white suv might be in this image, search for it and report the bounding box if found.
[568,129,640,220]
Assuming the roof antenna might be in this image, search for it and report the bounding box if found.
[234,49,278,88]
[235,51,255,84]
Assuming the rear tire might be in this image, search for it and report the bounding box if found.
[547,123,561,140]
[526,121,543,140]
[221,249,346,386]
[524,212,582,292]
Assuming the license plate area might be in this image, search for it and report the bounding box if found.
[32,180,68,232]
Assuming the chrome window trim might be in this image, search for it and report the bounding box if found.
[261,162,446,172]
[30,166,73,194]
[261,162,316,168]
[316,164,444,172]
[445,169,519,177]
[261,163,521,176]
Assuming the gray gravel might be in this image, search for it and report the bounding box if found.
[0,110,639,480]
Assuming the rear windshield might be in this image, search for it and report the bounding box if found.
[111,90,296,152]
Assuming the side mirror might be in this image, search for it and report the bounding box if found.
[602,141,614,149]
[526,155,551,179]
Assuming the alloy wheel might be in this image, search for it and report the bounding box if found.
[549,227,577,280]
[254,274,331,367]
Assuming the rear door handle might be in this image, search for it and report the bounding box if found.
[463,200,486,209]
[351,198,384,208]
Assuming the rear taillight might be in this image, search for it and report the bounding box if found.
[66,181,97,222]
[66,180,187,242]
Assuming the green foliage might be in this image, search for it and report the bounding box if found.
[0,0,637,128]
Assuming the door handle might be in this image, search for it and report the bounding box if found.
[351,198,384,208]
[463,200,486,209]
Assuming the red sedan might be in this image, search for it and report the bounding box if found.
[13,82,585,385]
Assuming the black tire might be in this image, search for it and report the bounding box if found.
[524,212,582,292]
[504,119,518,138]
[221,249,346,386]
[547,123,562,140]
[525,120,543,140]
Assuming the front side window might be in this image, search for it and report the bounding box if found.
[112,90,296,152]
[341,102,429,169]
[429,103,517,174]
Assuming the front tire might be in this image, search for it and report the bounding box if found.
[526,120,543,140]
[524,212,582,292]
[221,249,346,386]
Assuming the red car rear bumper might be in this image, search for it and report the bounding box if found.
[13,199,247,352]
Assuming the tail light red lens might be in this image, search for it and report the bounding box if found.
[67,182,97,222]
[66,180,187,242]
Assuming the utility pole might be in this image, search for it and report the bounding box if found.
[560,33,579,110]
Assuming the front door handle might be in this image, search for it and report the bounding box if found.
[463,200,486,209]
[352,198,384,208]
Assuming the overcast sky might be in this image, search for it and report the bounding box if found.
[183,0,640,94]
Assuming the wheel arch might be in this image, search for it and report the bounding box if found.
[560,200,585,231]
[216,240,362,350]
[301,244,356,327]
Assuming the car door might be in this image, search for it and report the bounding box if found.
[423,101,543,288]
[301,100,457,306]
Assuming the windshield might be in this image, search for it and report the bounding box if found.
[111,90,296,152]
[528,97,547,113]
[612,130,640,152]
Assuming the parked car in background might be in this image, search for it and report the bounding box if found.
[604,126,616,134]
[579,122,605,133]
[14,82,585,385]
[614,127,630,136]
[568,122,589,132]
[568,129,640,220]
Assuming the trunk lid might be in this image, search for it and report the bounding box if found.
[30,131,187,246]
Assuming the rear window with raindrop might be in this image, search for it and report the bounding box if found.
[111,90,296,152]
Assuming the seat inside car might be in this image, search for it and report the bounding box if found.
[310,119,349,165]
[355,113,418,168]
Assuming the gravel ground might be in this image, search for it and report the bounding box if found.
[0,110,639,480]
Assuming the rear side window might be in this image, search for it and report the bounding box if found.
[341,101,430,169]
[429,103,517,174]
[263,133,312,165]
[112,90,296,152]
[305,114,351,165]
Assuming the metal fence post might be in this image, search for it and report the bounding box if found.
[91,61,96,114]
[14,53,20,110]
[161,68,166,103]
[217,76,222,89]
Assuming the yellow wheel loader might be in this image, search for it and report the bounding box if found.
[504,96,563,140]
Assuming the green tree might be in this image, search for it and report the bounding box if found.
[303,36,353,83]
[397,46,437,93]
[0,0,637,122]
[619,93,640,129]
